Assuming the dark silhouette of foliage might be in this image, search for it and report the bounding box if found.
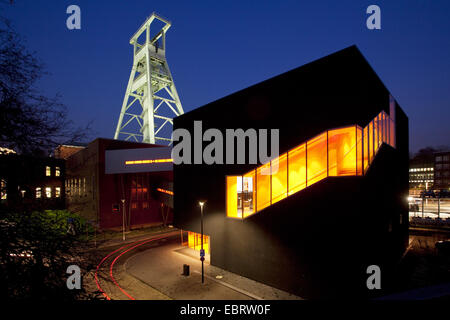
[0,17,91,155]
[0,209,101,300]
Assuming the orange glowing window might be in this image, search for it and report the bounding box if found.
[306,132,328,186]
[243,170,256,218]
[368,121,374,164]
[256,163,271,211]
[363,126,369,172]
[157,188,174,196]
[224,111,396,219]
[125,158,173,165]
[374,116,379,154]
[357,126,363,176]
[288,143,306,195]
[271,153,288,204]
[328,126,356,177]
[187,231,209,254]
[226,176,240,218]
[386,113,390,146]
[377,113,383,148]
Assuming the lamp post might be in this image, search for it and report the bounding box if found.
[121,199,126,241]
[199,201,205,284]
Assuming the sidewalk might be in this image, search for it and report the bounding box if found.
[124,242,302,300]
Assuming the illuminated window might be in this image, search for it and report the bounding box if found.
[55,167,60,177]
[45,187,51,198]
[374,116,379,154]
[36,187,41,199]
[256,163,271,211]
[224,111,397,219]
[357,126,363,176]
[328,126,356,176]
[55,187,61,198]
[142,201,149,209]
[131,174,149,208]
[368,121,374,163]
[377,113,383,148]
[131,202,137,210]
[307,132,327,186]
[243,170,255,218]
[271,153,288,204]
[288,143,306,195]
[187,231,209,254]
[226,176,240,218]
[46,166,51,176]
[363,126,369,172]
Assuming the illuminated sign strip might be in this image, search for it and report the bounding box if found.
[125,158,173,165]
[157,188,174,196]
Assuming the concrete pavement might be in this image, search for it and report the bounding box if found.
[124,241,302,300]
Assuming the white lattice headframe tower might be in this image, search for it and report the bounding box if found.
[114,13,184,144]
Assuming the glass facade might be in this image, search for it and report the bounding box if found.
[271,153,288,204]
[288,143,306,195]
[226,111,396,219]
[307,132,328,186]
[187,231,210,254]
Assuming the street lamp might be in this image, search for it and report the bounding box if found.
[199,201,205,284]
[121,199,126,241]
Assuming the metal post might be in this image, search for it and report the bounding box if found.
[121,199,126,241]
[200,202,204,284]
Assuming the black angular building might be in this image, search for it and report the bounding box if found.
[173,46,409,299]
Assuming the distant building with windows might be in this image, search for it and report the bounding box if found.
[408,150,450,194]
[0,154,65,210]
[65,138,173,229]
[434,151,450,190]
[409,162,434,192]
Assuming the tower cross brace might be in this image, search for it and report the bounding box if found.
[114,13,184,145]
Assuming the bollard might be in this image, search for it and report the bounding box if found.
[183,264,190,276]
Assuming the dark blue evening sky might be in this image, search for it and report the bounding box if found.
[2,0,450,153]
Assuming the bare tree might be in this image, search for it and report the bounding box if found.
[0,18,91,155]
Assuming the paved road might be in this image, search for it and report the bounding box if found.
[91,231,179,300]
[88,230,300,300]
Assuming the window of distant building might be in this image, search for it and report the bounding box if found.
[55,187,61,198]
[45,187,52,198]
[55,167,60,177]
[46,166,51,176]
[36,187,42,199]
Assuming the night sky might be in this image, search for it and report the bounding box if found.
[3,0,450,153]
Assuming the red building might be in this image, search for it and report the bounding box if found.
[65,138,173,230]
